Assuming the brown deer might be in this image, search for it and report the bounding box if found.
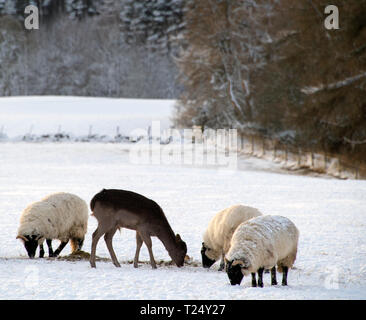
[89,189,187,269]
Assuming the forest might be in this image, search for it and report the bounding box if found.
[0,0,365,162]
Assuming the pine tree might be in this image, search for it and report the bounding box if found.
[121,0,184,53]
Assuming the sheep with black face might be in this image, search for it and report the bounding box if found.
[201,205,262,270]
[225,215,299,287]
[17,192,89,258]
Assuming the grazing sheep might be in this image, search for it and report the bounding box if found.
[17,192,89,258]
[225,215,299,287]
[201,205,262,270]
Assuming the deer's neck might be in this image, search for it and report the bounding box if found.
[156,224,177,252]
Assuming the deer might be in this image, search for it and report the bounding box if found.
[89,189,187,269]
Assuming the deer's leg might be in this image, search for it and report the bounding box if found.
[140,233,157,269]
[46,239,55,257]
[134,232,143,268]
[90,226,105,268]
[104,226,120,268]
[53,240,69,257]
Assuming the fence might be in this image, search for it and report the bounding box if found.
[236,133,366,180]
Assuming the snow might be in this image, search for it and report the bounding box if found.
[0,97,366,300]
[0,96,173,138]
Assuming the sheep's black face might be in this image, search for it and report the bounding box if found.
[201,243,216,268]
[23,235,39,259]
[226,261,244,285]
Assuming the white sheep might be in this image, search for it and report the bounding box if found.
[16,192,89,258]
[201,204,262,270]
[225,215,299,287]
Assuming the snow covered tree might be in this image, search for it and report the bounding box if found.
[0,16,27,95]
[176,0,366,161]
[121,0,184,54]
[0,0,184,98]
[175,0,275,129]
[283,0,366,159]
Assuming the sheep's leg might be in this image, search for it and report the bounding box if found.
[39,244,45,258]
[46,239,55,257]
[271,266,278,286]
[104,226,121,268]
[53,240,69,257]
[70,237,84,252]
[140,233,157,269]
[257,268,264,287]
[76,238,84,251]
[133,232,144,268]
[281,266,288,286]
[251,273,257,287]
[218,252,225,271]
[90,226,105,268]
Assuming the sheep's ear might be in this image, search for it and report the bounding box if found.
[232,260,245,267]
[175,234,182,241]
[16,235,28,242]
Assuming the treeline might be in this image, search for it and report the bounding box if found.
[0,0,100,19]
[174,0,366,163]
[0,0,184,98]
[1,0,365,163]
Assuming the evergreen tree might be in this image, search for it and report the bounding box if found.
[121,0,184,53]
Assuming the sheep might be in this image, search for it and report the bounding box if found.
[16,192,89,258]
[201,204,262,270]
[225,215,299,287]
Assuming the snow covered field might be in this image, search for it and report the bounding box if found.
[0,97,365,300]
[0,142,365,300]
[0,96,173,139]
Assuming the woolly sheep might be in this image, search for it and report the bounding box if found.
[225,215,299,287]
[17,192,89,258]
[201,204,262,270]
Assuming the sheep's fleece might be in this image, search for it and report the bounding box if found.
[226,215,299,274]
[17,192,88,243]
[203,204,262,261]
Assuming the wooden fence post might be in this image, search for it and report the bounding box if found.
[324,153,327,172]
[285,147,288,164]
[338,159,342,177]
